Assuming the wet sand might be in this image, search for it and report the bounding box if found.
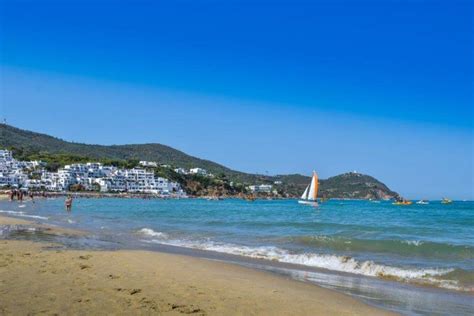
[0,216,396,315]
[0,214,85,236]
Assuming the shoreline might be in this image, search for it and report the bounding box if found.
[0,191,403,201]
[0,214,396,315]
[0,213,86,237]
[6,191,470,202]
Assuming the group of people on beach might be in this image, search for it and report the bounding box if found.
[7,189,73,211]
[8,190,52,202]
[9,189,35,202]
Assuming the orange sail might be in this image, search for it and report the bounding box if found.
[312,172,318,200]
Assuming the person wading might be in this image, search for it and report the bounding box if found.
[65,196,73,212]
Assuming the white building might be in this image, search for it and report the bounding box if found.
[174,168,188,175]
[189,168,208,176]
[0,149,185,195]
[0,170,27,187]
[0,149,13,162]
[95,177,127,192]
[139,161,158,168]
[18,160,43,170]
[40,171,64,191]
[0,150,28,188]
[248,184,273,193]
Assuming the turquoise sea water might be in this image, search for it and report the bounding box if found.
[1,198,473,315]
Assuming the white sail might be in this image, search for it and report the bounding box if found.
[299,172,319,206]
[307,173,318,201]
[301,185,309,200]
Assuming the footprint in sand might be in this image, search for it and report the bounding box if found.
[114,288,142,295]
[129,289,142,295]
[78,255,92,260]
[79,264,91,270]
[171,304,203,314]
[139,297,158,311]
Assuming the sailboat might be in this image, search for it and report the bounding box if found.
[298,171,319,207]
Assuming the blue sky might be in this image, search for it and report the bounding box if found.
[0,0,473,199]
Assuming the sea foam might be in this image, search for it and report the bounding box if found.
[142,237,467,291]
[138,228,168,239]
[402,240,424,246]
[0,210,48,220]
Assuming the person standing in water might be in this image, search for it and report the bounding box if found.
[65,196,73,211]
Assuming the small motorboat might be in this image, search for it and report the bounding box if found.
[416,200,429,205]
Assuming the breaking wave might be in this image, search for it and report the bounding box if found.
[401,240,424,246]
[141,236,472,292]
[290,235,473,260]
[138,228,168,239]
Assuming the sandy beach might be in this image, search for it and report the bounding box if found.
[0,215,396,315]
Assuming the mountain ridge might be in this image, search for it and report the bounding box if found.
[0,124,399,199]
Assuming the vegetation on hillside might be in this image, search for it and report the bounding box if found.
[319,172,399,199]
[1,124,399,199]
[0,123,255,183]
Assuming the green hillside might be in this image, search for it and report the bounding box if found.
[319,172,399,199]
[0,123,256,183]
[0,124,398,199]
